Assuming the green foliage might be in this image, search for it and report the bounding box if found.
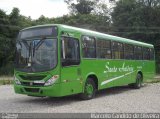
[74,0,95,14]
[64,0,109,16]
[65,0,96,14]
[111,0,160,42]
[0,77,13,85]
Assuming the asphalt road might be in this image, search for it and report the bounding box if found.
[0,83,160,113]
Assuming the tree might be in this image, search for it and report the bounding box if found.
[111,0,160,42]
[65,0,97,14]
[0,9,10,37]
[9,7,20,25]
[92,0,108,16]
[138,0,160,7]
[63,0,111,32]
[111,0,160,72]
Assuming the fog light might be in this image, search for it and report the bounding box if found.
[44,75,59,86]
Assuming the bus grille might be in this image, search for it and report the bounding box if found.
[21,82,44,86]
[19,75,46,81]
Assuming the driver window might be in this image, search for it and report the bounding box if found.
[61,37,80,66]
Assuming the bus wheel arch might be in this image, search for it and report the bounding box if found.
[137,71,143,82]
[87,75,98,90]
[134,71,143,89]
[129,71,143,89]
[80,74,98,100]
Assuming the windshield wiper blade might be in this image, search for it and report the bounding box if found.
[35,37,46,50]
[33,37,46,57]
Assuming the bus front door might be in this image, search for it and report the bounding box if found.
[60,37,82,96]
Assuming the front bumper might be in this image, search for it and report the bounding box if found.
[14,83,61,97]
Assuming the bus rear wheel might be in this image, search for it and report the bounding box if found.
[133,73,142,89]
[80,78,96,100]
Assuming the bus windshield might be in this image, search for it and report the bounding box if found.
[15,37,57,72]
[19,26,58,39]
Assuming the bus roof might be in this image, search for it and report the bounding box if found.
[21,24,154,48]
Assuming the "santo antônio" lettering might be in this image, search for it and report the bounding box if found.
[104,62,134,73]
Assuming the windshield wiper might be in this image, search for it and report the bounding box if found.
[35,37,46,50]
[33,37,46,57]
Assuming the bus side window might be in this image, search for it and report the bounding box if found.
[82,36,96,58]
[96,39,111,59]
[124,44,134,60]
[150,48,154,60]
[61,37,80,66]
[134,46,142,60]
[112,42,124,59]
[143,47,150,60]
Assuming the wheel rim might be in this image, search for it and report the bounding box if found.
[85,83,94,95]
[138,79,141,87]
[137,75,142,87]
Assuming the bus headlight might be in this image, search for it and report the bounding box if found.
[44,75,59,86]
[14,76,21,85]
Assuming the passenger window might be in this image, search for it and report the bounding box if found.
[82,36,96,58]
[143,48,150,60]
[150,48,154,60]
[134,46,142,60]
[97,39,111,59]
[112,42,124,59]
[125,44,134,60]
[61,37,80,66]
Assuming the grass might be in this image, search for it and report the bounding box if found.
[0,76,13,85]
[146,77,160,83]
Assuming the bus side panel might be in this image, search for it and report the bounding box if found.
[81,59,153,91]
[111,60,135,87]
[80,59,115,90]
[60,66,83,96]
[59,81,83,97]
[142,61,155,82]
[80,59,136,90]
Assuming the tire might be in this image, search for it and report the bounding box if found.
[133,73,142,89]
[80,78,96,100]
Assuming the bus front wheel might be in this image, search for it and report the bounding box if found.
[133,73,142,89]
[80,78,96,100]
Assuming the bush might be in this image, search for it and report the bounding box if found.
[0,62,14,76]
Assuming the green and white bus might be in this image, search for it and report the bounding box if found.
[14,24,155,99]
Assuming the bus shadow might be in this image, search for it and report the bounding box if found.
[96,84,147,98]
[96,85,132,98]
[18,94,80,107]
[18,85,146,107]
